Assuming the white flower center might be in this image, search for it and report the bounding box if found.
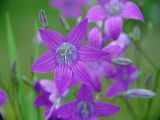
[106,0,123,16]
[76,102,94,119]
[55,42,78,65]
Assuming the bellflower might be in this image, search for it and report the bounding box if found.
[34,79,69,119]
[105,65,139,98]
[0,89,8,107]
[86,29,130,92]
[32,19,109,95]
[51,0,88,19]
[87,0,144,40]
[57,85,120,120]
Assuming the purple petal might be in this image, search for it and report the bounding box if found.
[97,0,108,6]
[88,27,102,49]
[77,85,94,101]
[101,62,116,79]
[79,46,110,62]
[0,89,7,106]
[105,16,123,40]
[105,82,129,98]
[66,19,88,47]
[72,61,92,86]
[122,1,144,22]
[32,51,56,73]
[57,101,77,118]
[91,74,102,93]
[94,102,120,117]
[34,94,52,107]
[103,44,123,58]
[87,6,107,22]
[38,79,56,93]
[39,28,64,51]
[127,65,139,82]
[55,66,72,95]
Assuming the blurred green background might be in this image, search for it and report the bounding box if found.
[0,0,160,120]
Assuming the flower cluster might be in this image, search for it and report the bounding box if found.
[32,0,155,120]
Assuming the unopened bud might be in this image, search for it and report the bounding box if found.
[39,9,48,28]
[124,89,156,99]
[133,26,141,40]
[112,57,132,66]
[76,16,82,24]
[59,15,70,30]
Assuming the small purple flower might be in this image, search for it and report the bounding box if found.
[0,89,8,107]
[34,79,69,119]
[51,0,88,19]
[57,85,120,120]
[87,0,144,40]
[105,65,139,98]
[32,19,109,95]
[86,29,130,92]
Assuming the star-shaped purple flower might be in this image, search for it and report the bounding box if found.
[51,0,88,19]
[57,85,120,120]
[87,0,144,40]
[0,89,8,107]
[32,19,109,95]
[86,29,131,92]
[105,65,139,98]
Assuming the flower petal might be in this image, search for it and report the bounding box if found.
[0,89,8,106]
[97,0,108,6]
[122,1,144,22]
[79,46,110,62]
[91,74,102,93]
[66,19,88,47]
[55,66,72,95]
[105,16,123,40]
[39,79,56,93]
[88,27,102,49]
[105,82,129,98]
[72,61,92,86]
[34,94,52,107]
[94,102,120,117]
[39,28,64,51]
[77,85,94,101]
[87,6,107,22]
[32,51,56,73]
[57,101,77,118]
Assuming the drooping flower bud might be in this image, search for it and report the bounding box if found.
[39,9,48,28]
[58,15,70,30]
[112,57,132,66]
[124,89,156,99]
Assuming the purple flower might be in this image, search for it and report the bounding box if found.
[105,65,139,98]
[32,19,109,95]
[86,29,130,92]
[51,0,88,19]
[0,89,8,107]
[57,85,120,120]
[34,79,69,119]
[87,0,144,40]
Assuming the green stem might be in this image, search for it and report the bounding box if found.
[123,99,138,120]
[131,39,157,70]
[144,68,160,120]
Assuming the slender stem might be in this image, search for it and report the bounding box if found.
[131,39,157,70]
[144,68,160,120]
[122,99,138,120]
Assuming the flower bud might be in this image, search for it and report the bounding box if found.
[112,57,132,66]
[39,9,48,28]
[124,89,156,99]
